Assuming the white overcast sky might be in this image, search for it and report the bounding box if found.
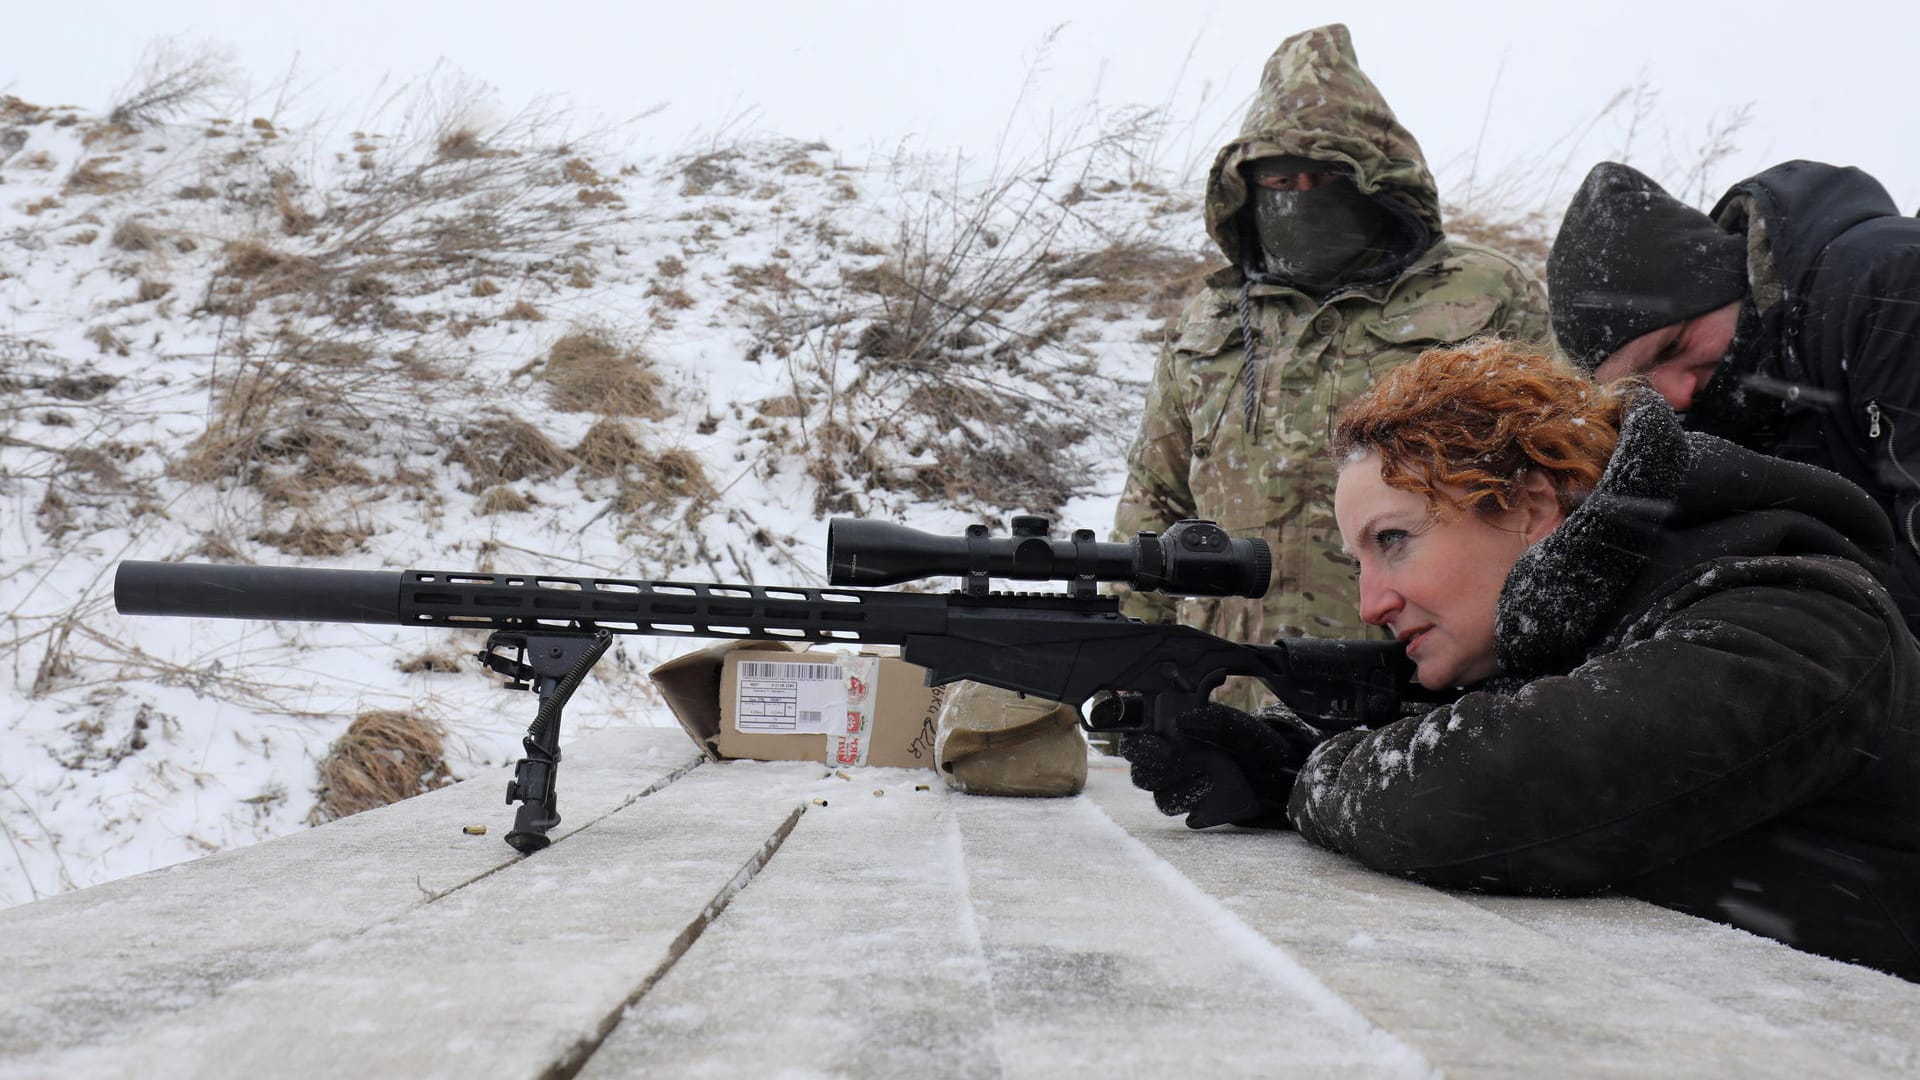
[7,0,1919,210]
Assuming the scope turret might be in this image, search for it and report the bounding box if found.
[826,517,1270,598]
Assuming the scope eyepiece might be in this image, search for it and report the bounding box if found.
[826,516,1270,598]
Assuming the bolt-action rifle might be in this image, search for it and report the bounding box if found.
[113,516,1420,850]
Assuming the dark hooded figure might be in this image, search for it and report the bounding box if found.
[1111,22,1547,713]
[1548,160,1920,635]
[1122,340,1920,981]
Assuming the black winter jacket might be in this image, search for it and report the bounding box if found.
[1707,160,1920,634]
[1289,398,1920,980]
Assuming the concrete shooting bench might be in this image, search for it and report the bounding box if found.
[3,727,1916,1078]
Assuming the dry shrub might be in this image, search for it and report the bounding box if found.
[111,218,164,252]
[36,488,72,541]
[780,141,1137,516]
[219,238,307,277]
[44,373,119,400]
[180,81,624,340]
[397,648,464,674]
[254,516,368,557]
[571,418,649,479]
[84,325,129,356]
[541,330,665,416]
[502,299,543,321]
[434,127,488,162]
[1048,240,1213,322]
[477,485,532,514]
[307,709,455,824]
[613,446,714,515]
[64,157,135,195]
[170,338,427,504]
[1444,203,1554,281]
[270,168,319,234]
[755,394,808,418]
[208,239,324,315]
[108,38,235,129]
[446,416,573,491]
[645,280,695,310]
[674,148,747,196]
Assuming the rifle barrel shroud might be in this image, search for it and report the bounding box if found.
[114,557,1418,840]
[112,561,1408,723]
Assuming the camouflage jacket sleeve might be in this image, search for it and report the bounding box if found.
[1469,243,1550,348]
[1494,268,1551,348]
[1111,341,1195,625]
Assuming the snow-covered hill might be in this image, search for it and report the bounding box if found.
[0,86,1207,907]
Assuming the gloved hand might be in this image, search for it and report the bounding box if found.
[1117,702,1326,829]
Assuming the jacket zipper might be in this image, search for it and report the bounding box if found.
[1867,400,1920,558]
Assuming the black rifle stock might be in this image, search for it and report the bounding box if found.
[112,518,1419,848]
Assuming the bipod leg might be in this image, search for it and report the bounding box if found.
[477,629,613,854]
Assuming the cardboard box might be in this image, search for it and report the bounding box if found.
[648,639,943,770]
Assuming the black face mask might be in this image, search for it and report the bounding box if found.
[1249,178,1401,293]
[1683,300,1789,449]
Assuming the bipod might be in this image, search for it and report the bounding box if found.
[477,629,613,854]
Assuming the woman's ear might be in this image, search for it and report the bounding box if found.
[1516,470,1567,544]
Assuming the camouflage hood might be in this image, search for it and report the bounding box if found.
[1204,23,1443,270]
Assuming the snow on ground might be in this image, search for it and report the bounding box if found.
[0,84,1203,907]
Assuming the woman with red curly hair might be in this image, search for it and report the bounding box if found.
[1121,339,1920,980]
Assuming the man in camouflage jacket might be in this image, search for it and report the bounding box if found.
[1115,23,1548,710]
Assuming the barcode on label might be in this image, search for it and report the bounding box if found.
[799,710,824,727]
[739,661,840,680]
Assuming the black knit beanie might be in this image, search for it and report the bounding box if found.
[1547,162,1749,372]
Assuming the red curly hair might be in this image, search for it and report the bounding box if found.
[1332,339,1626,514]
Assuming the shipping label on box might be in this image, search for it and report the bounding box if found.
[732,656,845,735]
[648,640,940,770]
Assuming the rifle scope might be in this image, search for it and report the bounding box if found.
[827,516,1271,598]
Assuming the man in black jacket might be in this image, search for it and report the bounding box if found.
[1547,160,1920,634]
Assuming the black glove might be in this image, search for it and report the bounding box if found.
[1117,702,1326,829]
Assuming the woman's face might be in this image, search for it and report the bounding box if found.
[1334,453,1565,690]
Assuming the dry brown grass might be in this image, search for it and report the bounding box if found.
[571,418,650,479]
[63,157,135,195]
[307,709,456,824]
[110,218,164,252]
[476,485,533,514]
[396,648,465,674]
[253,516,369,557]
[84,325,129,356]
[1047,239,1213,322]
[540,330,665,416]
[612,446,714,517]
[445,416,573,491]
[204,239,324,316]
[168,334,442,529]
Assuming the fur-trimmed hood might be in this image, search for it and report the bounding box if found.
[1495,392,1895,679]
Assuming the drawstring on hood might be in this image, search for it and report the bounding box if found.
[1235,281,1261,432]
